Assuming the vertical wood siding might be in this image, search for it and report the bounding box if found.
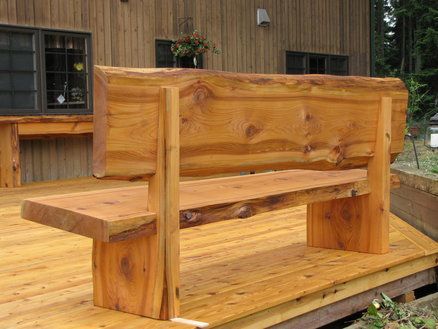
[0,0,370,183]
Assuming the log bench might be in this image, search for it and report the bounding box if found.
[21,67,408,321]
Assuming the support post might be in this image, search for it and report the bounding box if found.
[92,87,180,319]
[0,123,20,187]
[307,97,392,254]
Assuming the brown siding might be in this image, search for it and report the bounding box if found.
[0,0,370,183]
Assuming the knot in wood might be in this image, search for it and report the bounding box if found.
[303,144,313,153]
[193,87,208,104]
[120,256,132,279]
[237,205,252,218]
[181,211,202,224]
[245,124,262,138]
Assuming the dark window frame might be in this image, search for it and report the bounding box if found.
[155,39,204,69]
[285,51,349,76]
[0,24,92,116]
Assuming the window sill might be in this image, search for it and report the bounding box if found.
[0,114,93,124]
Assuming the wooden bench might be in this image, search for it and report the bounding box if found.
[21,66,408,321]
[0,115,93,187]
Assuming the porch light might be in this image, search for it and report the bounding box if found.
[424,113,438,149]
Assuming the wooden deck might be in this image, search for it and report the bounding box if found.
[1,178,437,329]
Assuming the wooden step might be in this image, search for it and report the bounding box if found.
[21,169,400,242]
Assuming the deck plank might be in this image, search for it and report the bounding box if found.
[1,178,437,328]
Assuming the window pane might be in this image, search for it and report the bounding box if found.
[12,72,35,90]
[0,51,9,70]
[0,72,11,90]
[330,57,348,75]
[68,73,85,90]
[66,37,85,54]
[43,32,90,113]
[0,92,12,108]
[10,33,33,50]
[11,52,35,71]
[309,56,318,73]
[13,91,35,108]
[46,72,66,91]
[156,41,175,68]
[0,32,9,49]
[45,34,65,52]
[47,91,68,109]
[309,55,326,74]
[286,53,306,74]
[67,54,86,72]
[46,53,66,71]
[69,89,86,108]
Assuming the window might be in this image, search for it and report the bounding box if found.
[0,28,38,114]
[155,39,203,69]
[44,33,90,113]
[286,51,348,76]
[0,24,92,116]
[156,40,176,68]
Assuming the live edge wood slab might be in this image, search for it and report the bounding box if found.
[22,169,400,243]
[22,67,408,320]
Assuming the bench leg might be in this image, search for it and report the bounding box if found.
[0,123,20,187]
[307,97,392,254]
[91,87,181,319]
[92,235,175,319]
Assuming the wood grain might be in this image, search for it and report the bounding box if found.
[4,178,438,328]
[21,169,400,242]
[92,87,180,320]
[92,66,408,179]
[0,123,20,187]
[18,122,93,137]
[307,97,393,253]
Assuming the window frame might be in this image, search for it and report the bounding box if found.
[0,24,93,116]
[285,51,349,76]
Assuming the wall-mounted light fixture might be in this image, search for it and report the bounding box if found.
[257,9,270,27]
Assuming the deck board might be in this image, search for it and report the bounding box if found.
[1,178,437,328]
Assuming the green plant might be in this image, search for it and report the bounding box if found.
[357,292,437,329]
[405,76,429,128]
[171,30,220,68]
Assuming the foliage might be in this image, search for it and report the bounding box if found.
[171,30,220,59]
[357,292,437,329]
[405,76,430,126]
[373,0,438,124]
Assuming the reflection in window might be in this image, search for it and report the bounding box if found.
[0,24,92,116]
[45,34,88,111]
[286,51,348,76]
[0,30,37,114]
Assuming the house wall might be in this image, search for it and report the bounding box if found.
[0,0,371,183]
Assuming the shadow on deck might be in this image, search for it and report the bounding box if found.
[1,178,437,328]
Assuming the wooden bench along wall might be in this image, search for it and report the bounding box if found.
[22,66,408,321]
[0,115,93,187]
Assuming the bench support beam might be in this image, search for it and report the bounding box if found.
[0,123,20,187]
[92,87,181,319]
[307,97,392,254]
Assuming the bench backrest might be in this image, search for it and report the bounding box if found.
[93,66,408,179]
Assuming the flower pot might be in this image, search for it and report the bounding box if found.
[409,125,420,138]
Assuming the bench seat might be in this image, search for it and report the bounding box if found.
[22,169,399,242]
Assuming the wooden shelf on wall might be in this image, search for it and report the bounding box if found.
[0,115,93,188]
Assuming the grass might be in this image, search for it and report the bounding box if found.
[392,139,438,179]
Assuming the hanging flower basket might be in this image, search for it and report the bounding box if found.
[171,30,220,68]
